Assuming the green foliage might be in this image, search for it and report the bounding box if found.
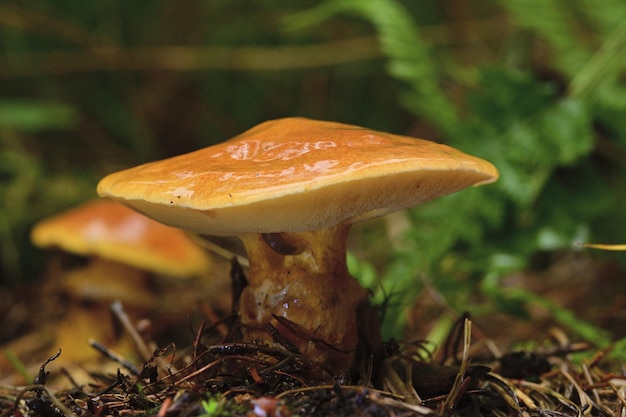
[199,396,226,417]
[500,0,591,76]
[2,350,32,384]
[608,337,626,363]
[461,68,593,205]
[0,99,93,281]
[198,395,249,417]
[286,0,458,130]
[294,0,626,342]
[480,271,610,346]
[0,100,78,133]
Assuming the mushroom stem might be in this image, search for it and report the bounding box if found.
[55,257,155,362]
[239,224,370,370]
[61,257,154,307]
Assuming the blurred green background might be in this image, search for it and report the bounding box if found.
[2,0,626,342]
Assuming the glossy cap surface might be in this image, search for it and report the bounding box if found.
[97,118,498,235]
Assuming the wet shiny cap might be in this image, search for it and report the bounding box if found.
[97,117,498,235]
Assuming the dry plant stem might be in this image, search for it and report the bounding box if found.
[88,339,141,375]
[443,318,471,411]
[110,300,153,362]
[382,359,422,404]
[110,301,175,374]
[239,224,370,370]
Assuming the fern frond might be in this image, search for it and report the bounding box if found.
[569,23,626,98]
[574,0,626,37]
[285,0,458,131]
[500,0,590,77]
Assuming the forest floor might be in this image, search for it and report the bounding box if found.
[1,250,626,416]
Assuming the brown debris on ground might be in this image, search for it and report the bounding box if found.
[3,257,626,416]
[3,310,626,417]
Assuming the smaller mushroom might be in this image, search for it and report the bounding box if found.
[30,199,214,363]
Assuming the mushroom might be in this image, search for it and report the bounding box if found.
[32,199,211,279]
[30,199,213,362]
[97,117,498,370]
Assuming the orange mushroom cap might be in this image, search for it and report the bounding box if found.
[95,117,499,370]
[97,117,498,235]
[31,199,211,278]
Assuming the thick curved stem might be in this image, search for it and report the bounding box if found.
[238,225,370,370]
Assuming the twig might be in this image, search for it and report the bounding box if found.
[110,300,175,374]
[89,340,141,376]
[442,318,471,412]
